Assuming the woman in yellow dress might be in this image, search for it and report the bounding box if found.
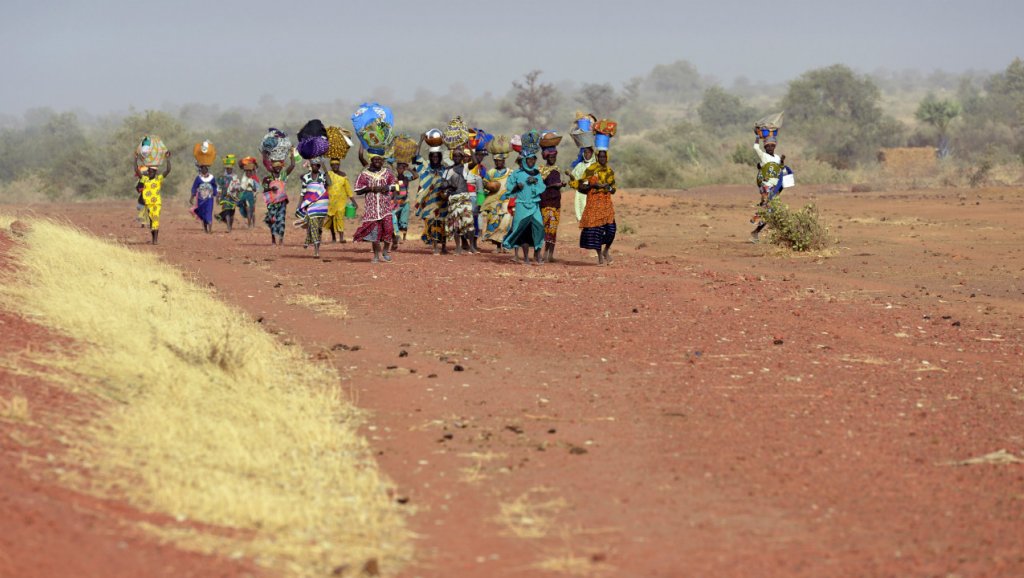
[324,157,354,243]
[134,152,172,245]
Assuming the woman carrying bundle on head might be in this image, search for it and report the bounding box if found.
[237,157,260,228]
[352,150,397,263]
[501,134,546,264]
[324,158,354,243]
[133,153,172,245]
[297,157,332,258]
[577,148,617,265]
[216,155,242,232]
[261,152,296,246]
[482,137,514,252]
[191,164,218,234]
[412,131,450,255]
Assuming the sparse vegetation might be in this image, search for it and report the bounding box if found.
[757,199,831,252]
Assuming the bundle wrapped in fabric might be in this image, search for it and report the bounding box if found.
[442,116,470,150]
[261,128,293,162]
[135,135,167,169]
[520,130,541,157]
[351,103,395,152]
[570,127,595,149]
[539,131,562,147]
[297,119,328,142]
[297,136,330,160]
[487,135,511,156]
[326,125,354,159]
[193,140,217,165]
[423,128,444,147]
[593,119,617,137]
[393,135,418,165]
[239,156,258,171]
[470,129,493,152]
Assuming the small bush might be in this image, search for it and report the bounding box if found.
[757,199,831,252]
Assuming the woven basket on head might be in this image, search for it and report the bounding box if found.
[393,136,418,164]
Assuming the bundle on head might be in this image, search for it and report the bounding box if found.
[570,127,595,149]
[487,135,511,156]
[520,129,541,156]
[261,129,292,162]
[351,103,395,152]
[136,135,167,170]
[393,135,418,165]
[593,120,617,137]
[193,140,217,165]
[443,116,470,150]
[539,131,562,147]
[297,136,330,160]
[326,126,354,159]
[297,119,328,142]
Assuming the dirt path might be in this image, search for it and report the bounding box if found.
[4,184,1023,577]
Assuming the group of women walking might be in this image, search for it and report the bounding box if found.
[132,124,618,266]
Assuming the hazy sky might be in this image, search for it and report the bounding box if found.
[2,0,1020,115]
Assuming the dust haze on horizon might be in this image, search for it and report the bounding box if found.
[2,0,1021,116]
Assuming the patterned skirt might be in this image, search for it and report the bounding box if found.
[447,193,475,237]
[142,190,162,230]
[580,222,617,249]
[305,215,326,246]
[353,217,394,243]
[483,202,513,244]
[238,192,256,219]
[265,201,288,238]
[541,207,560,244]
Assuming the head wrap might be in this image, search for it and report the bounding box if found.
[223,154,236,167]
[571,147,595,169]
[764,137,777,145]
[428,145,443,154]
[541,146,558,159]
[493,153,507,161]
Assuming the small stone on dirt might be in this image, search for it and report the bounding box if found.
[427,373,438,379]
[399,350,409,357]
[395,496,410,505]
[774,339,784,345]
[350,345,362,351]
[548,428,557,434]
[453,364,465,372]
[331,343,350,351]
[505,425,524,434]
[569,446,588,455]
[361,558,380,576]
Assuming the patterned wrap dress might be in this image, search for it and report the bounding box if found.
[191,173,218,225]
[262,172,290,239]
[353,167,396,243]
[482,167,512,244]
[578,163,617,249]
[413,158,448,244]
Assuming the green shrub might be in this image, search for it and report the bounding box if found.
[756,199,831,252]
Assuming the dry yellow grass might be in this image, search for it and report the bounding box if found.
[495,487,568,539]
[285,294,348,318]
[0,217,411,576]
[0,393,30,422]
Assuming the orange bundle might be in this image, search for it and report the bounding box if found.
[593,120,617,137]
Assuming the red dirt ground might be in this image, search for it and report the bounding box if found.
[2,183,1022,577]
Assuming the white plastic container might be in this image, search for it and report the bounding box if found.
[782,173,796,189]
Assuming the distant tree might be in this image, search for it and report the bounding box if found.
[641,60,706,103]
[956,58,1024,161]
[915,94,960,157]
[500,70,560,129]
[576,83,627,118]
[782,64,904,168]
[697,86,757,131]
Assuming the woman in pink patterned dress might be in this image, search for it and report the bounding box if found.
[352,152,398,263]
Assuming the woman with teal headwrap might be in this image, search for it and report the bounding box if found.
[500,136,546,264]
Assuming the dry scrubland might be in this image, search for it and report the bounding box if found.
[0,216,411,576]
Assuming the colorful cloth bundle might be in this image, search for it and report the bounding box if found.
[351,103,394,153]
[393,136,418,165]
[296,120,329,160]
[443,116,470,150]
[326,125,354,159]
[520,130,541,157]
[468,129,493,152]
[261,129,293,162]
[193,141,217,165]
[593,120,617,137]
[136,135,167,169]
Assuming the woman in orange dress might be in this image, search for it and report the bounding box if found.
[577,150,616,265]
